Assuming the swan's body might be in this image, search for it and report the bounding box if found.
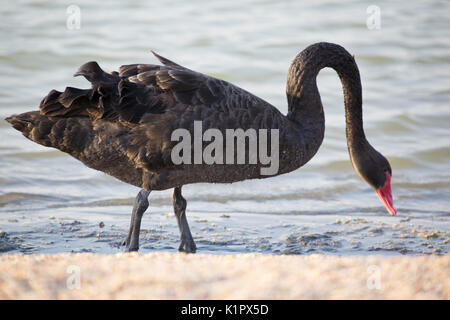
[6,42,396,253]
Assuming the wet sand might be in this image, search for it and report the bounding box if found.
[0,253,448,299]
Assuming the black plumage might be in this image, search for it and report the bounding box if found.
[5,42,396,252]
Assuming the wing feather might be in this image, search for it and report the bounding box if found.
[37,53,285,175]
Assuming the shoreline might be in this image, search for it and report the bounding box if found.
[0,253,448,299]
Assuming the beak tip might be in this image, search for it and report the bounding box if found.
[376,172,397,217]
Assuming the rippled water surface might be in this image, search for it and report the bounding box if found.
[1,0,449,255]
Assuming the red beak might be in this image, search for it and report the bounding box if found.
[376,172,397,216]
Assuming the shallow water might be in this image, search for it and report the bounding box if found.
[0,0,449,255]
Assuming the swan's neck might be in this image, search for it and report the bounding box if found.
[285,42,367,167]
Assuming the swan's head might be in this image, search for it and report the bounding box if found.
[350,143,397,216]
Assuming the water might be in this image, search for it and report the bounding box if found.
[0,0,449,255]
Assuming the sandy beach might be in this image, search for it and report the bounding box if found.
[0,253,448,299]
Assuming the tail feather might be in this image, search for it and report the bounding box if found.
[5,112,55,148]
[5,114,34,135]
[5,111,93,153]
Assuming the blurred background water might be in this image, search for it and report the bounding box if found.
[0,0,449,255]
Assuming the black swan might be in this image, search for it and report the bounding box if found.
[5,42,396,253]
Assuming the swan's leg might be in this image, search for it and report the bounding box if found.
[123,189,150,252]
[173,186,196,253]
[122,205,137,247]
